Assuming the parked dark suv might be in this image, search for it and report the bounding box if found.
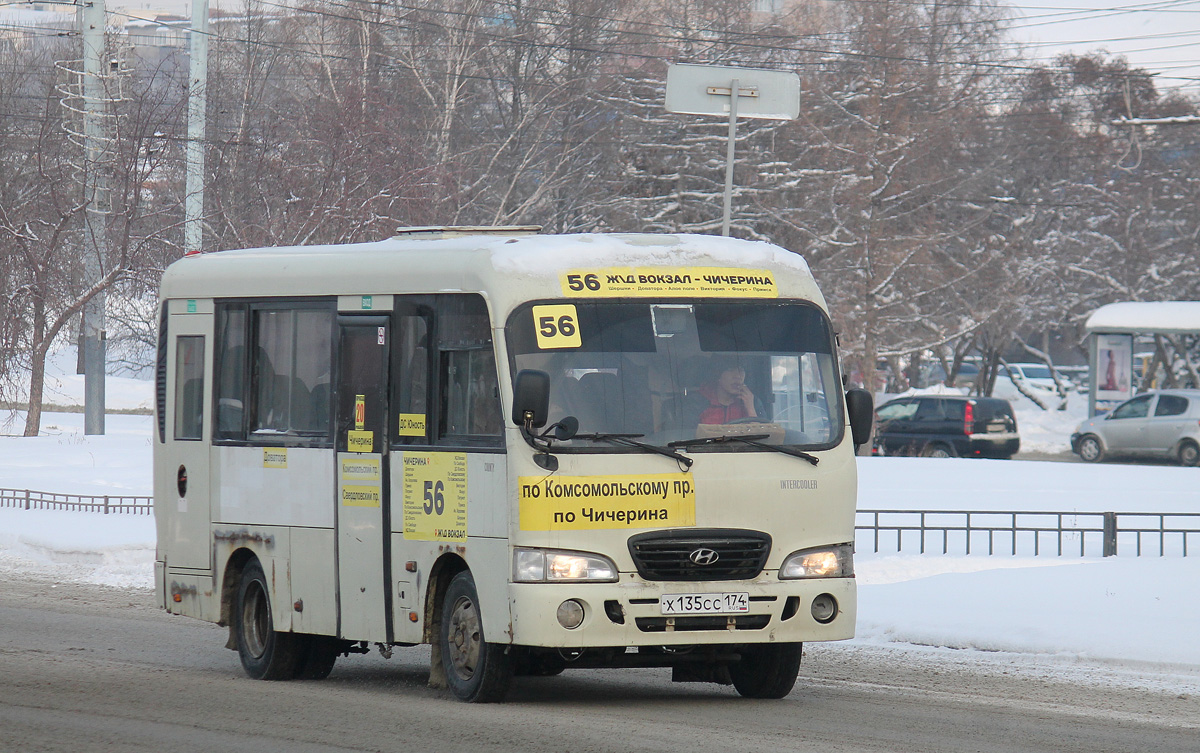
[872,395,1019,458]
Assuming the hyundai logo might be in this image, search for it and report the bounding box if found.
[688,547,720,566]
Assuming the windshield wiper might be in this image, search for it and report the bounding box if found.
[668,434,819,466]
[575,432,693,470]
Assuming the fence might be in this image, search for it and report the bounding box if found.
[0,488,153,515]
[857,509,1200,557]
[4,491,1196,555]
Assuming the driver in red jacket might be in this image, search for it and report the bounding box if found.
[695,361,759,424]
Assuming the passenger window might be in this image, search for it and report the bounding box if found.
[915,400,945,420]
[214,306,247,439]
[437,295,502,445]
[441,348,503,440]
[252,308,333,436]
[1111,395,1151,420]
[1154,395,1188,417]
[942,401,966,421]
[876,401,917,420]
[393,308,431,444]
[174,336,205,440]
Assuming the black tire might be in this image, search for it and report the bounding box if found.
[293,636,340,680]
[921,443,954,459]
[440,571,513,702]
[730,643,803,699]
[1078,435,1104,463]
[1179,440,1200,467]
[234,559,302,680]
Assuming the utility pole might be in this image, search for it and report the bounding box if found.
[80,0,108,435]
[184,0,209,255]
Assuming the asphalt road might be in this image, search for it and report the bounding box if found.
[1,575,1196,753]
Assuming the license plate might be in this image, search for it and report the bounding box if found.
[988,424,1005,432]
[660,592,750,615]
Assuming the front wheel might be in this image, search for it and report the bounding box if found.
[441,571,513,702]
[294,636,341,680]
[235,559,302,680]
[1078,435,1104,463]
[1178,440,1199,467]
[730,643,803,699]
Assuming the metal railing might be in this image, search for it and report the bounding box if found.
[0,488,153,515]
[857,509,1200,557]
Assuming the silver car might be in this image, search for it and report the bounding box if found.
[1071,389,1200,466]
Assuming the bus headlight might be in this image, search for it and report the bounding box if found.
[513,548,618,583]
[779,544,853,579]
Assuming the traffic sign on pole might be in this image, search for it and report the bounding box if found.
[664,63,801,235]
[665,64,800,120]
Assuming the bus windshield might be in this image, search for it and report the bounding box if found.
[506,301,843,450]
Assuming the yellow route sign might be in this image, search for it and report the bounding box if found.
[518,473,696,531]
[402,452,468,541]
[559,267,777,298]
[532,304,582,349]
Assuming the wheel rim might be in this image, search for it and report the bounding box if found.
[241,580,270,660]
[447,594,482,681]
[1080,439,1099,461]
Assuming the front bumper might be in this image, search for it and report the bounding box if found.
[507,574,856,648]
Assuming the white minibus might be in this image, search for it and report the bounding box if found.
[154,227,873,702]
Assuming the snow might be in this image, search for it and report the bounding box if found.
[1085,300,1200,335]
[489,233,813,276]
[1,379,1198,683]
[856,556,1199,667]
[3,347,154,412]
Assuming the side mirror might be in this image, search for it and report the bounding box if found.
[512,369,550,429]
[845,389,874,447]
[549,415,579,441]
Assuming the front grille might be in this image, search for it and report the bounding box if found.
[628,529,771,581]
[635,615,771,632]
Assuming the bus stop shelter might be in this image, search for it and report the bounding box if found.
[1084,301,1200,417]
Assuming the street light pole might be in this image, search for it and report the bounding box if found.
[80,0,108,435]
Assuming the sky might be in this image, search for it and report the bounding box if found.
[1008,1,1200,93]
[9,0,1199,96]
[2,360,1198,690]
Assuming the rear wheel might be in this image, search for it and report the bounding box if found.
[921,443,954,458]
[1178,440,1199,467]
[440,571,513,702]
[235,559,302,680]
[1078,435,1104,463]
[730,643,803,699]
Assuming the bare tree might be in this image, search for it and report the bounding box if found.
[0,39,184,434]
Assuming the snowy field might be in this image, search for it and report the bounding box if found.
[1,366,1198,691]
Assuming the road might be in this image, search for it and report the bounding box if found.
[1,574,1196,753]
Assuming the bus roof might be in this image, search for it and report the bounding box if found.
[159,231,826,316]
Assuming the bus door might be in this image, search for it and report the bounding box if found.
[165,303,213,572]
[335,316,392,643]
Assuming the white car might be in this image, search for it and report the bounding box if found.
[1071,389,1200,466]
[1005,363,1073,393]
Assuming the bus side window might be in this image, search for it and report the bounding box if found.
[214,305,247,439]
[392,310,430,444]
[174,336,205,440]
[436,294,502,446]
[251,308,333,437]
[441,349,503,440]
